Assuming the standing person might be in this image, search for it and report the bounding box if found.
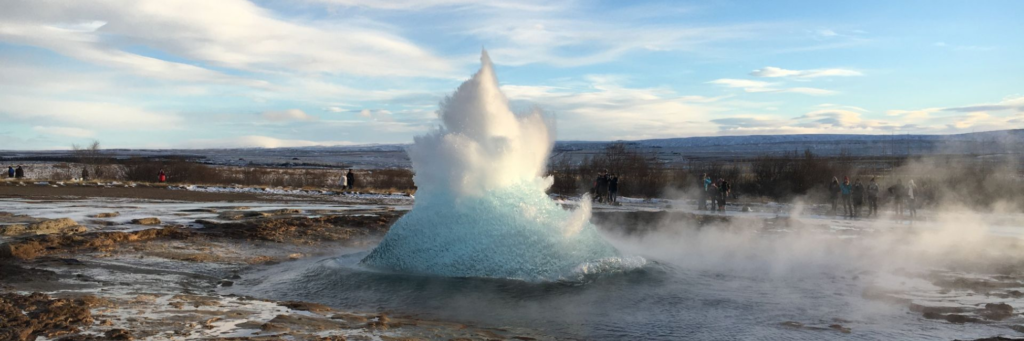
[840,177,853,218]
[81,167,90,181]
[867,177,880,217]
[828,177,840,215]
[595,171,609,203]
[158,169,166,183]
[708,181,719,211]
[339,172,348,190]
[907,180,918,219]
[705,175,714,210]
[6,166,13,178]
[699,173,710,210]
[852,179,865,218]
[346,169,355,190]
[888,179,905,217]
[718,178,730,212]
[608,173,619,204]
[15,165,24,178]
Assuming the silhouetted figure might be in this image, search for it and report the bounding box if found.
[346,169,355,190]
[888,179,905,217]
[14,166,24,178]
[828,177,840,215]
[718,179,730,212]
[594,171,609,203]
[608,174,619,204]
[81,167,89,181]
[867,177,880,217]
[852,179,864,217]
[907,179,918,219]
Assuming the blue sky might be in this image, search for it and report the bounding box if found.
[1,0,1022,149]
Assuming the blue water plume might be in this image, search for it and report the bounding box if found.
[360,51,643,281]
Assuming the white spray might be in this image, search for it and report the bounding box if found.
[361,51,641,281]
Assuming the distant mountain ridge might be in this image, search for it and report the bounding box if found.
[561,129,1024,148]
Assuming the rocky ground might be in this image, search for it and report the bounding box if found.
[0,188,550,341]
[3,184,1024,340]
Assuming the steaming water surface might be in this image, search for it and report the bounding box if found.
[227,52,1022,340]
[233,247,1007,340]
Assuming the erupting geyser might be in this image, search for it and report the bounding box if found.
[361,51,641,281]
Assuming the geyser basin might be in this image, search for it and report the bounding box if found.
[360,51,637,281]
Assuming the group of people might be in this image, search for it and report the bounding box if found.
[699,174,731,211]
[6,165,25,178]
[338,169,356,190]
[828,177,917,219]
[591,170,619,204]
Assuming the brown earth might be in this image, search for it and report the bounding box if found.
[0,292,96,341]
[0,226,195,260]
[198,213,401,244]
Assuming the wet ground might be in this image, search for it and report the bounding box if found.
[2,184,1024,340]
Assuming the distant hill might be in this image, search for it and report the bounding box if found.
[556,129,1024,158]
[4,130,1023,168]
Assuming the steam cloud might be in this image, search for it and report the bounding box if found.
[361,51,642,281]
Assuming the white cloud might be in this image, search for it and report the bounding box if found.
[502,81,723,140]
[180,135,354,149]
[708,79,777,92]
[942,96,1024,113]
[0,0,455,80]
[261,109,317,122]
[709,79,836,96]
[817,103,869,112]
[887,108,941,120]
[782,87,837,96]
[309,0,559,11]
[750,66,862,78]
[0,95,179,128]
[816,29,838,37]
[358,109,394,121]
[712,109,898,134]
[32,126,96,138]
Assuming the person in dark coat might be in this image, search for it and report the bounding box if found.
[6,166,13,178]
[346,169,355,190]
[82,167,90,181]
[595,171,609,203]
[718,179,730,212]
[852,179,865,217]
[888,179,905,217]
[15,166,25,178]
[828,177,840,215]
[608,173,619,204]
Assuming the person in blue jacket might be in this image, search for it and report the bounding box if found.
[840,176,854,218]
[6,166,13,178]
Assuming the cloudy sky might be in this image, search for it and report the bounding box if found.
[1,0,1022,149]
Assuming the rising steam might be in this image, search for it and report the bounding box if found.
[361,51,641,281]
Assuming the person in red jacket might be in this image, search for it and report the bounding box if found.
[158,169,167,183]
